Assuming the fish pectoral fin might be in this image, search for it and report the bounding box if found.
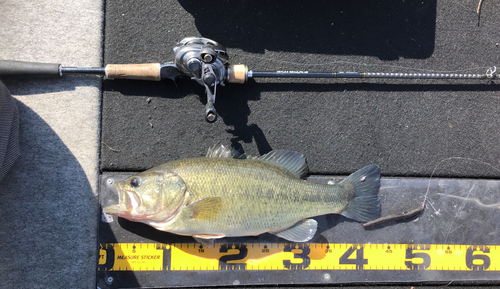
[186,197,223,221]
[272,219,318,242]
[193,234,225,246]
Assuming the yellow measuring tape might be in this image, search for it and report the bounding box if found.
[99,243,499,272]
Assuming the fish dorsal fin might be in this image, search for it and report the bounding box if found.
[186,197,223,221]
[273,219,317,242]
[258,149,308,178]
[206,144,246,159]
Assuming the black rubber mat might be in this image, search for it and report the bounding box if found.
[101,1,500,176]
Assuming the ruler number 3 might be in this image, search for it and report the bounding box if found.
[283,244,311,270]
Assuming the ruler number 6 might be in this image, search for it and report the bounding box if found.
[466,246,490,271]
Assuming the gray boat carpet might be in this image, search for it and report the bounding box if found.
[0,0,102,288]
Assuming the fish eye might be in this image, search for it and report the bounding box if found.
[130,178,140,188]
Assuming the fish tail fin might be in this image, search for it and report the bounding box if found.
[339,164,381,222]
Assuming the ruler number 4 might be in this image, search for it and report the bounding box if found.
[339,246,368,270]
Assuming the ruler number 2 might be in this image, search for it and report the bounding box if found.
[218,244,248,270]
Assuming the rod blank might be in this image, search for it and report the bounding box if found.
[61,67,105,75]
[249,70,496,80]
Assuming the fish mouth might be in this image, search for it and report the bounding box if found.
[103,204,124,215]
[103,183,141,215]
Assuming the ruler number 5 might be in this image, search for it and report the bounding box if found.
[405,246,431,270]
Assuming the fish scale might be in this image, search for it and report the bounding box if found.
[104,145,381,243]
[169,158,343,234]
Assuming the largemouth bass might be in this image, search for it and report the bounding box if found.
[104,145,381,243]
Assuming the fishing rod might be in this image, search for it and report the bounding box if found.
[0,37,497,122]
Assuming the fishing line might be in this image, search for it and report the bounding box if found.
[437,193,500,209]
[422,156,500,215]
[443,181,477,243]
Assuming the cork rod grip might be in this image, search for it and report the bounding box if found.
[105,63,161,81]
[228,64,248,84]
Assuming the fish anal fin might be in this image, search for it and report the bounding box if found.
[187,197,223,221]
[272,219,317,242]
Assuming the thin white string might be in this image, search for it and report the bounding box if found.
[234,53,495,74]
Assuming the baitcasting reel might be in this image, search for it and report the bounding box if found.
[172,37,229,122]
